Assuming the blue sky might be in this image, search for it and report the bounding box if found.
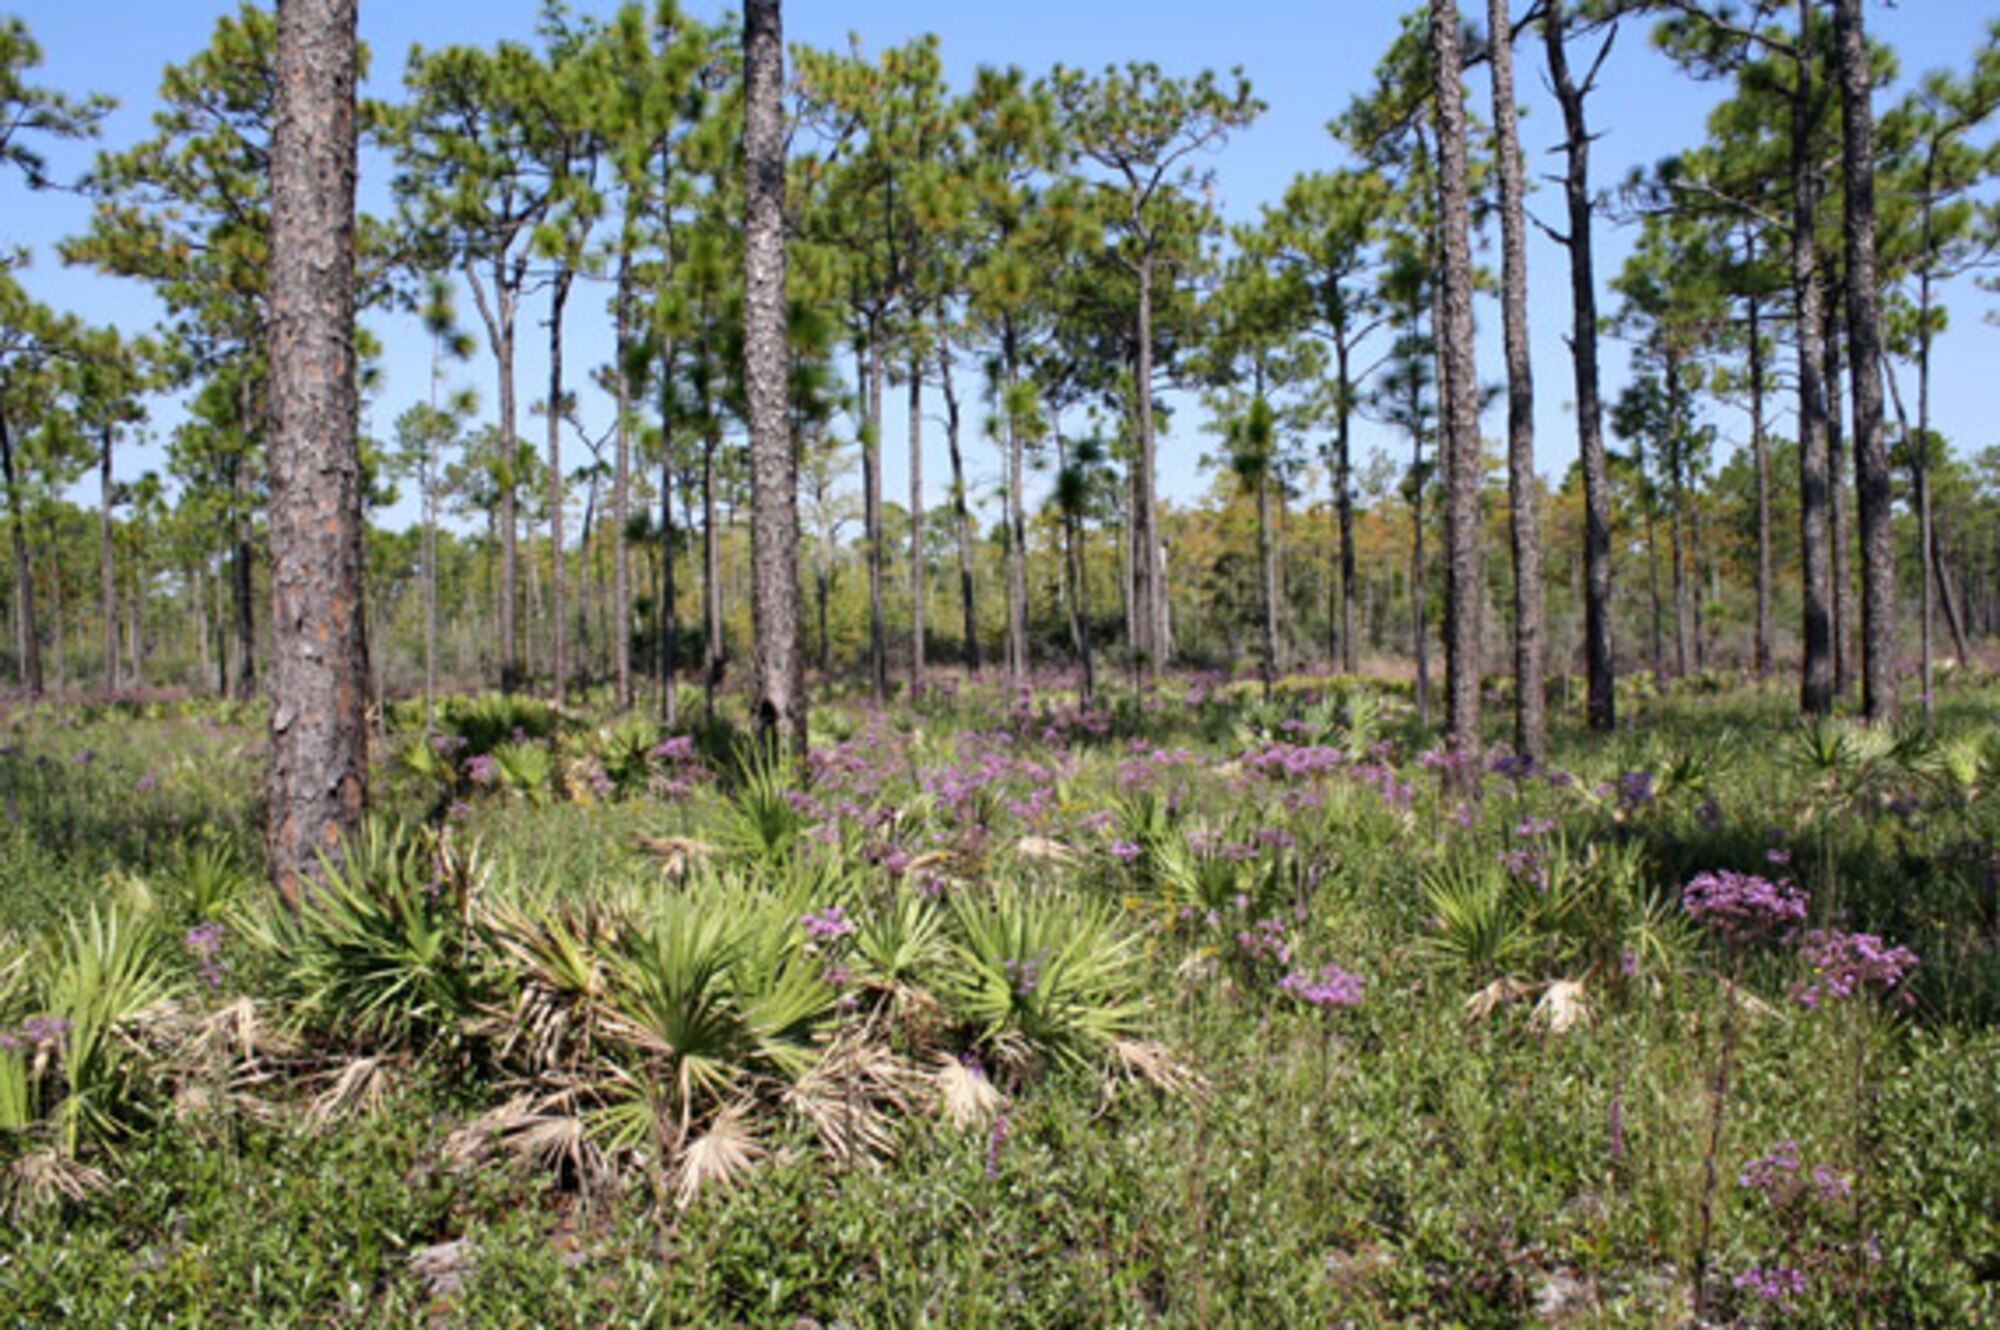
[8,0,1997,530]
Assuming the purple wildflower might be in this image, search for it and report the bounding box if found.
[1791,930,1920,1009]
[1738,1140,1802,1197]
[1108,840,1143,864]
[1732,1265,1807,1309]
[1616,770,1655,811]
[184,921,229,989]
[800,905,856,942]
[1682,870,1809,942]
[1277,962,1365,1010]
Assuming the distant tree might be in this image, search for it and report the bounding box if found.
[1050,61,1262,686]
[0,16,112,194]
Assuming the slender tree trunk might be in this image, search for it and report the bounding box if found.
[546,270,571,706]
[743,0,806,759]
[702,398,723,722]
[1433,0,1483,768]
[862,318,887,703]
[1747,242,1773,676]
[266,0,366,906]
[1668,355,1692,679]
[613,252,634,712]
[127,573,143,687]
[1825,277,1853,699]
[1544,0,1615,730]
[229,446,256,701]
[466,255,521,695]
[908,347,925,697]
[1490,0,1543,761]
[1793,0,1834,716]
[99,425,117,694]
[1258,468,1278,702]
[938,331,980,672]
[1335,340,1357,675]
[1836,0,1895,725]
[1645,497,1664,676]
[1412,429,1430,731]
[1132,254,1161,686]
[45,517,64,694]
[1004,325,1030,694]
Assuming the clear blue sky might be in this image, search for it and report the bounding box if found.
[9,0,1997,531]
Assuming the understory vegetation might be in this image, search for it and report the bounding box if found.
[2,672,1998,1325]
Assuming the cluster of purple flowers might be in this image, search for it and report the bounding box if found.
[1241,743,1348,782]
[184,921,228,989]
[0,1014,71,1053]
[1732,1265,1808,1309]
[1277,962,1365,1010]
[1002,956,1043,998]
[800,905,856,942]
[463,753,498,785]
[1616,770,1655,812]
[1791,929,1920,1009]
[1681,869,1809,942]
[1740,1138,1853,1208]
[1234,916,1292,966]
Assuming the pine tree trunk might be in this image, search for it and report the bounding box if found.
[938,331,980,673]
[613,252,634,712]
[1837,0,1895,725]
[1544,0,1614,731]
[1433,0,1483,769]
[266,0,366,906]
[1747,245,1773,677]
[1825,280,1852,699]
[1335,339,1357,675]
[703,400,723,721]
[743,0,806,759]
[1004,325,1030,693]
[908,349,925,697]
[1490,0,1544,762]
[1132,256,1160,686]
[99,425,118,694]
[863,318,887,703]
[229,446,256,701]
[546,270,570,706]
[1793,0,1835,716]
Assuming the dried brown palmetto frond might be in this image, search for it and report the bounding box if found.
[1013,836,1077,867]
[930,1053,1003,1132]
[1105,1038,1207,1101]
[5,1150,109,1213]
[445,1086,611,1193]
[1532,978,1593,1035]
[1462,975,1534,1024]
[306,1055,397,1129]
[673,1104,763,1207]
[633,835,720,880]
[785,1032,920,1164]
[186,995,297,1066]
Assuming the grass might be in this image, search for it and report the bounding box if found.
[1,673,1997,1325]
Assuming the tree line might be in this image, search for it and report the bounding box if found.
[4,0,1998,763]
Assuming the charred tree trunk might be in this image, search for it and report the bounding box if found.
[1433,0,1483,767]
[546,269,571,706]
[265,0,367,906]
[1746,237,1774,676]
[612,251,634,712]
[1793,0,1835,716]
[938,331,980,673]
[1836,0,1895,725]
[743,0,806,758]
[1491,0,1543,762]
[1544,0,1615,730]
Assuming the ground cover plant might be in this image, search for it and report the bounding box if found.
[1,673,1996,1325]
